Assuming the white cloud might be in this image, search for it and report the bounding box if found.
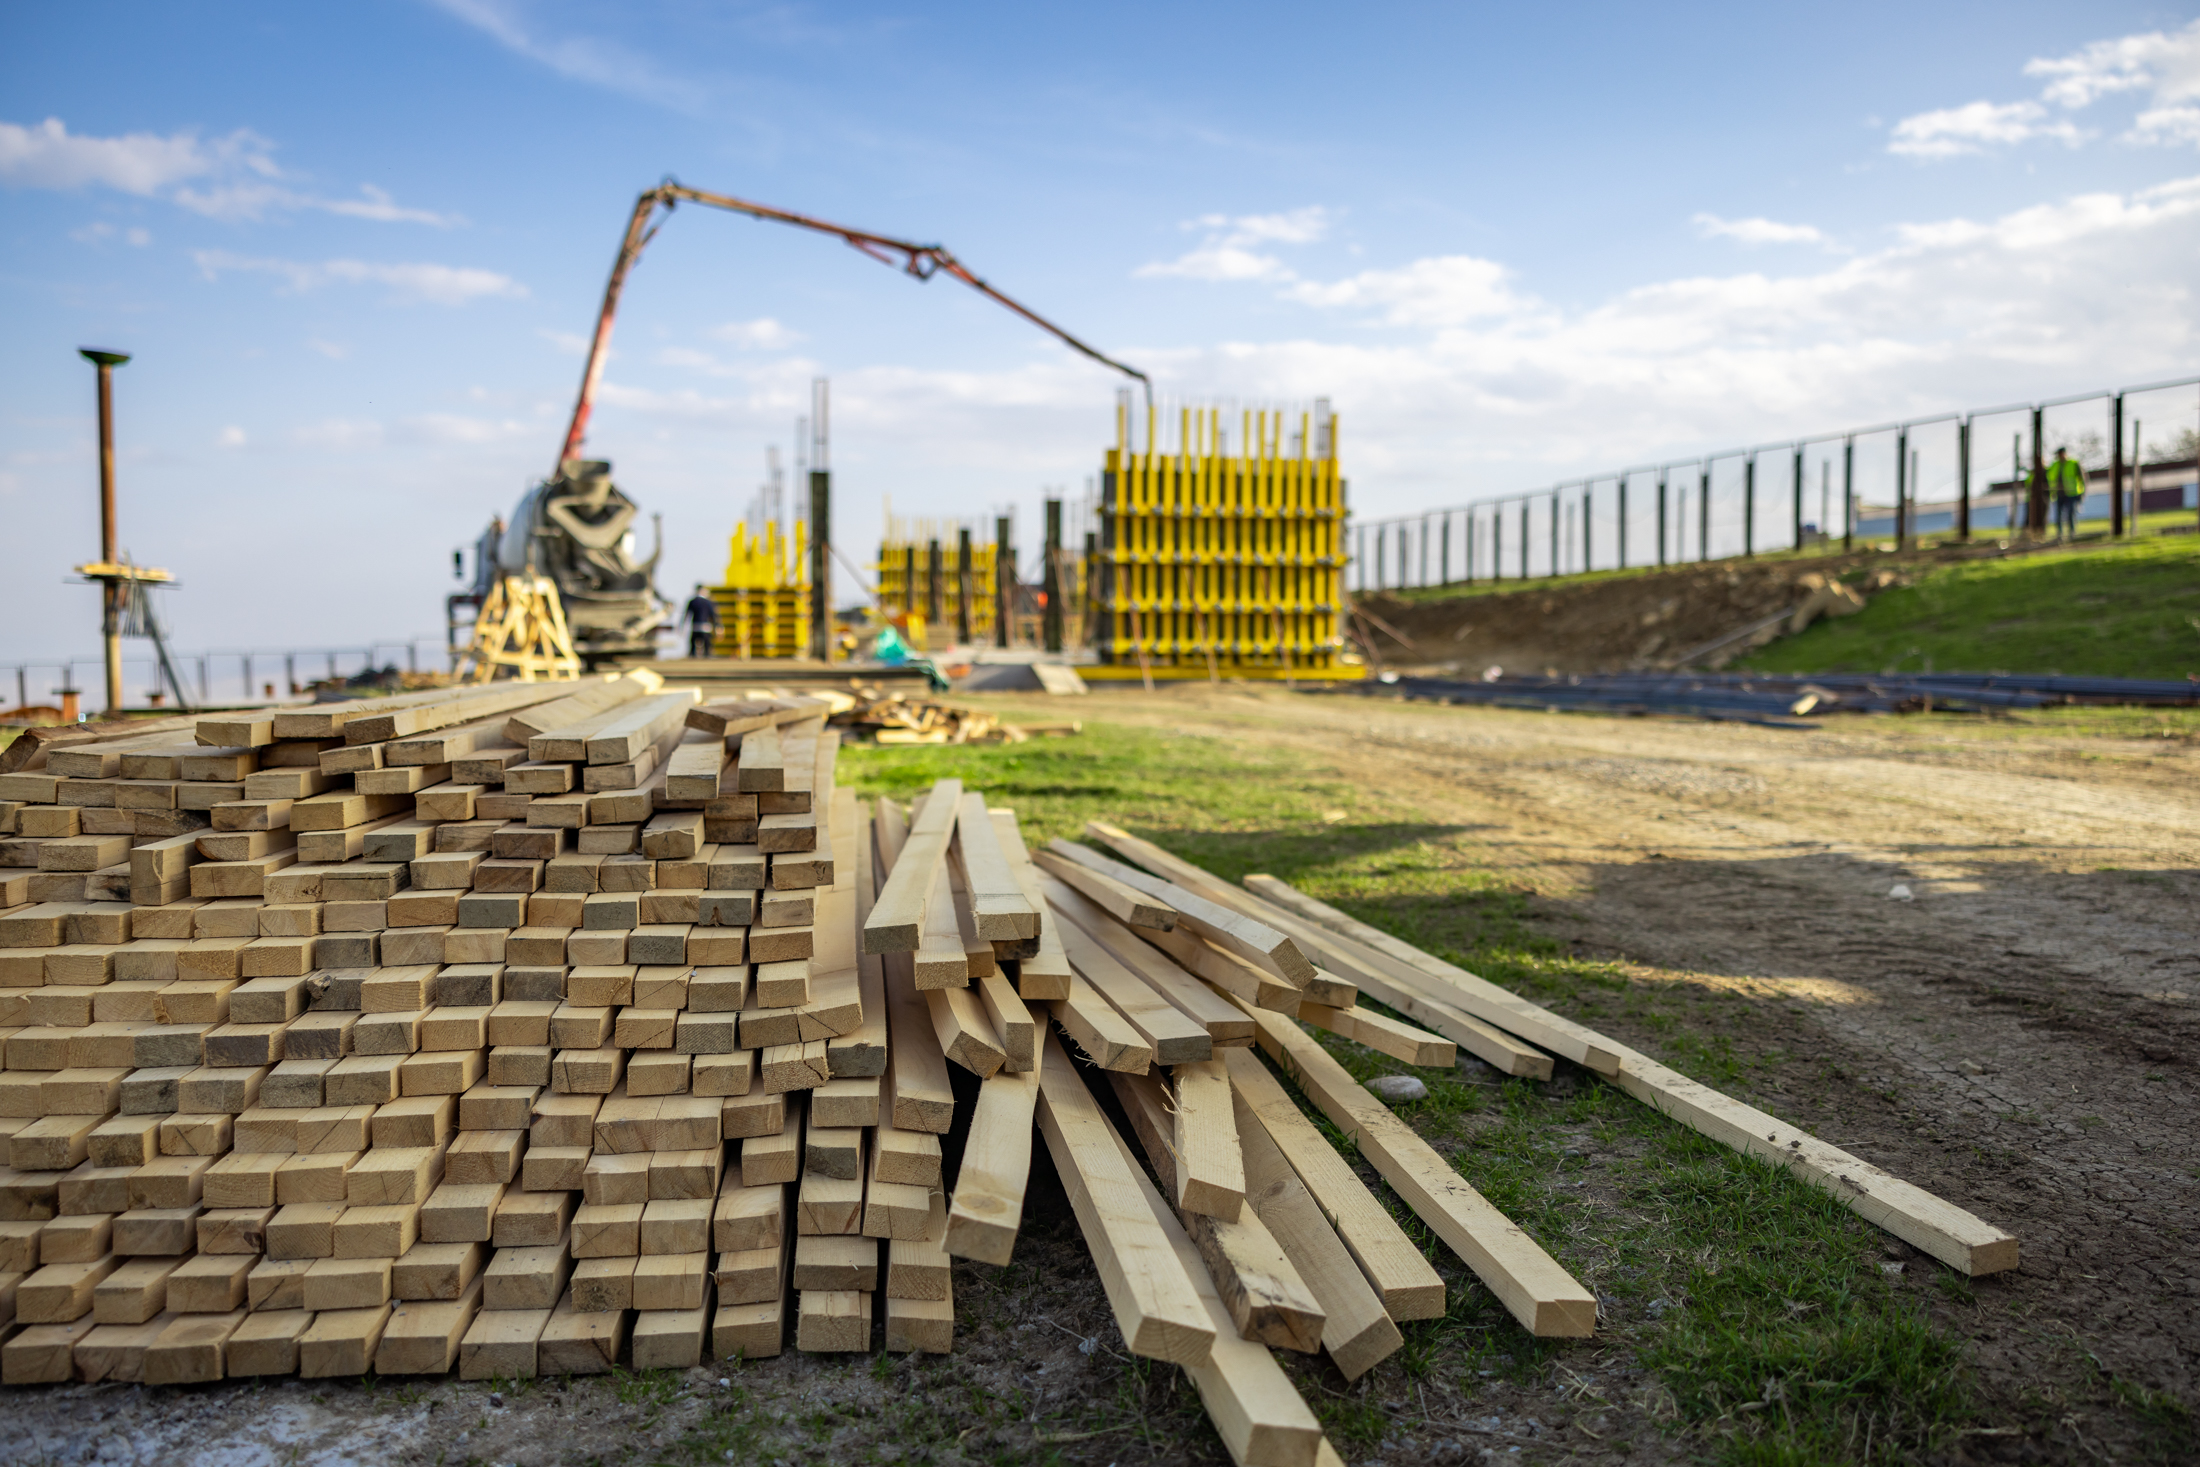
[538,328,592,356]
[408,413,537,445]
[292,418,386,451]
[1284,255,1526,328]
[0,116,266,193]
[2024,20,2200,110]
[1693,213,1827,246]
[217,426,246,448]
[69,221,153,247]
[307,339,349,360]
[709,317,800,350]
[193,250,527,305]
[1137,206,1334,282]
[428,0,711,114]
[1889,100,2084,159]
[0,116,458,224]
[1892,21,2200,158]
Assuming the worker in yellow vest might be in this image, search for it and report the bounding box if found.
[2047,447,2086,541]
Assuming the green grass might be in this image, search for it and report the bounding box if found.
[1738,534,2200,679]
[837,722,1987,1464]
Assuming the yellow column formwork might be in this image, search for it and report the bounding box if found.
[873,511,998,651]
[1091,401,1356,680]
[709,520,811,660]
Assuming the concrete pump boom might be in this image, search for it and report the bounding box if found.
[555,180,1151,474]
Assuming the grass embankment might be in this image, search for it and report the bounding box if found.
[755,723,1977,1465]
[1739,535,2200,679]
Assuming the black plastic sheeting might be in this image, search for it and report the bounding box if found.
[1333,670,2200,729]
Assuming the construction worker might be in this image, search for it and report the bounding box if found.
[2047,447,2087,540]
[681,584,720,658]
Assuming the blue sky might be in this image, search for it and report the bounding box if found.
[4,2,2198,684]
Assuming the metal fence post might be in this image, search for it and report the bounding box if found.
[1791,445,1804,550]
[1895,428,1909,548]
[1617,474,1628,569]
[1492,508,1502,582]
[1520,500,1529,579]
[1958,418,1973,541]
[2109,395,2124,537]
[1547,492,1558,578]
[1465,512,1475,584]
[2028,405,2046,536]
[1698,461,1711,562]
[1842,437,1854,552]
[1439,514,1450,586]
[1743,454,1755,558]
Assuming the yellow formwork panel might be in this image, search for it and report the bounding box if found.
[709,520,810,659]
[1099,402,1351,674]
[875,513,998,650]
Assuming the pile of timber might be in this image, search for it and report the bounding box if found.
[831,688,1078,746]
[0,685,2017,1461]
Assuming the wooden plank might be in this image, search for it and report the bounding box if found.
[1244,899,1550,1078]
[1140,923,1300,1014]
[1172,1058,1246,1220]
[862,779,959,954]
[1110,1068,1324,1356]
[504,672,660,748]
[1234,1087,1402,1381]
[1104,1114,1326,1467]
[924,985,1005,1079]
[1059,835,1313,987]
[686,694,828,739]
[1053,904,1210,1066]
[1239,873,1618,1074]
[585,691,702,766]
[1243,1004,1595,1338]
[974,970,1035,1072]
[1044,880,1251,1047]
[953,793,1039,940]
[1052,974,1153,1074]
[343,684,575,747]
[1220,1047,1446,1322]
[1034,847,1177,930]
[1032,1025,1213,1366]
[943,1064,1037,1266]
[912,853,968,990]
[986,809,1069,998]
[1297,1002,1456,1069]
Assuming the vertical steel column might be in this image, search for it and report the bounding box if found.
[926,539,944,629]
[1042,498,1064,653]
[1656,471,1668,566]
[994,515,1013,647]
[1957,418,1972,541]
[1582,483,1593,571]
[955,527,973,644]
[81,348,129,714]
[808,380,831,660]
[2109,395,2125,537]
[1465,512,1475,584]
[1895,429,1909,548]
[1547,492,1558,577]
[1617,474,1628,569]
[1440,514,1450,586]
[1420,513,1431,587]
[1742,454,1755,558]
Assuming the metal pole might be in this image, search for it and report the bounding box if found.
[1842,438,1854,552]
[1894,430,1909,548]
[1492,507,1502,582]
[1420,513,1431,587]
[1521,500,1530,579]
[1957,418,1972,541]
[1582,483,1593,571]
[1742,454,1755,558]
[1042,498,1063,653]
[809,380,831,661]
[955,527,972,644]
[2109,395,2124,538]
[2028,405,2046,536]
[1791,445,1804,551]
[1617,474,1628,569]
[1657,471,1668,566]
[1547,492,1558,578]
[80,349,130,714]
[1698,461,1711,562]
[1439,514,1450,586]
[994,514,1013,648]
[1465,512,1475,584]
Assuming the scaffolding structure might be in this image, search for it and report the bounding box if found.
[710,519,811,659]
[874,510,1000,649]
[1093,398,1353,680]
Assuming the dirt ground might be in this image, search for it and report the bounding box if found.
[3,685,2193,1466]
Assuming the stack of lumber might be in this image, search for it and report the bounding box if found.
[0,691,2017,1463]
[831,689,1077,746]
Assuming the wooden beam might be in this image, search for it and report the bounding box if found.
[1241,874,1619,1076]
[1051,901,1211,1066]
[1297,1002,1456,1069]
[863,779,960,954]
[1051,974,1153,1074]
[925,984,1006,1078]
[1057,835,1313,987]
[1221,1048,1446,1321]
[975,970,1035,1071]
[1171,1058,1246,1221]
[913,852,970,990]
[953,793,1039,940]
[1034,847,1177,930]
[502,672,659,747]
[1232,1087,1401,1381]
[1138,923,1300,1013]
[1109,1067,1325,1357]
[1032,1025,1214,1366]
[1102,1116,1327,1467]
[1241,1004,1596,1338]
[945,1064,1038,1265]
[986,809,1071,1000]
[1043,880,1251,1047]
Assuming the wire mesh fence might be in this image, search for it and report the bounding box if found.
[2,638,446,716]
[1350,376,2200,593]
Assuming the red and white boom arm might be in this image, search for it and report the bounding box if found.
[555,181,1151,474]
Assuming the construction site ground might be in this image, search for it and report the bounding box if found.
[5,686,2195,1466]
